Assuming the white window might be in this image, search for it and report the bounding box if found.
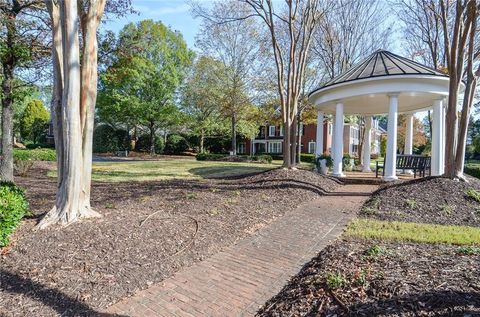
[237,142,246,154]
[269,125,276,137]
[308,141,315,154]
[268,142,282,153]
[279,126,284,136]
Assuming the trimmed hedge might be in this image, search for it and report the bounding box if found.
[13,148,56,161]
[465,166,480,179]
[0,182,30,247]
[196,153,273,164]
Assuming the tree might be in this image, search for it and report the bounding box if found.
[19,99,49,143]
[238,0,330,167]
[37,0,107,228]
[395,0,447,145]
[194,0,262,156]
[0,0,49,181]
[397,114,427,153]
[440,0,479,179]
[181,56,228,153]
[312,0,391,81]
[98,20,193,155]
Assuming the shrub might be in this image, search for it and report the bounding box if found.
[370,153,379,160]
[300,153,315,163]
[249,155,273,164]
[0,182,30,247]
[14,148,56,161]
[316,154,333,168]
[465,166,480,179]
[20,99,50,144]
[196,153,227,161]
[164,134,189,154]
[195,153,273,163]
[26,143,54,149]
[13,151,35,176]
[93,125,129,153]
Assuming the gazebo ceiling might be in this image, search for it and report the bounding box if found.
[308,50,451,115]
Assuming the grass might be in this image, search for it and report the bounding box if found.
[346,218,480,246]
[48,158,280,182]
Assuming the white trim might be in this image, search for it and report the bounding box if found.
[308,141,315,154]
[268,141,282,154]
[268,125,276,137]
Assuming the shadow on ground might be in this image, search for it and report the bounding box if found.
[0,270,126,317]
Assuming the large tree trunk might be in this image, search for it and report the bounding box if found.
[455,11,478,178]
[290,115,297,165]
[231,112,237,155]
[38,0,105,229]
[79,0,105,216]
[149,122,155,155]
[1,72,14,182]
[283,118,291,168]
[0,9,17,182]
[200,128,205,153]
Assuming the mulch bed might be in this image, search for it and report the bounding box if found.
[361,176,480,227]
[258,238,480,316]
[0,163,339,317]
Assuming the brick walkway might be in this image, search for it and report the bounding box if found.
[107,184,377,317]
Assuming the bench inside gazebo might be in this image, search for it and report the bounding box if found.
[309,50,449,181]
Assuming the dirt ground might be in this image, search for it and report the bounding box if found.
[0,162,340,317]
[361,176,480,227]
[258,238,480,317]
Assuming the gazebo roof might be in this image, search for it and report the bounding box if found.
[311,50,448,95]
[308,50,451,115]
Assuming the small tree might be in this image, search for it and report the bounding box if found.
[98,20,193,155]
[181,56,228,153]
[20,99,50,144]
[440,0,479,179]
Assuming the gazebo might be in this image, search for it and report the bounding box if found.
[308,50,450,181]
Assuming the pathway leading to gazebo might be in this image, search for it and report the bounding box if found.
[107,183,378,317]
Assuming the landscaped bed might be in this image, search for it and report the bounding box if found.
[258,238,480,316]
[258,176,480,316]
[361,176,480,227]
[0,162,339,317]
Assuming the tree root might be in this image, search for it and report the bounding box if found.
[35,204,102,230]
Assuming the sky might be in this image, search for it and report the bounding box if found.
[102,0,202,49]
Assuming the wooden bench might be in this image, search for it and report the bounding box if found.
[376,154,431,178]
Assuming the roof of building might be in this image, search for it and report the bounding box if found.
[309,50,448,96]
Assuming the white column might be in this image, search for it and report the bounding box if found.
[405,114,413,155]
[403,113,414,175]
[362,116,372,172]
[315,111,324,157]
[432,99,444,176]
[384,94,399,181]
[332,102,345,177]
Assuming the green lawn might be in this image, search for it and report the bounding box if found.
[76,159,281,182]
[346,218,480,246]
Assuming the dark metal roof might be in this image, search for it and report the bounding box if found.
[310,50,448,96]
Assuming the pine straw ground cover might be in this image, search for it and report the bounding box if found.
[0,162,340,317]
